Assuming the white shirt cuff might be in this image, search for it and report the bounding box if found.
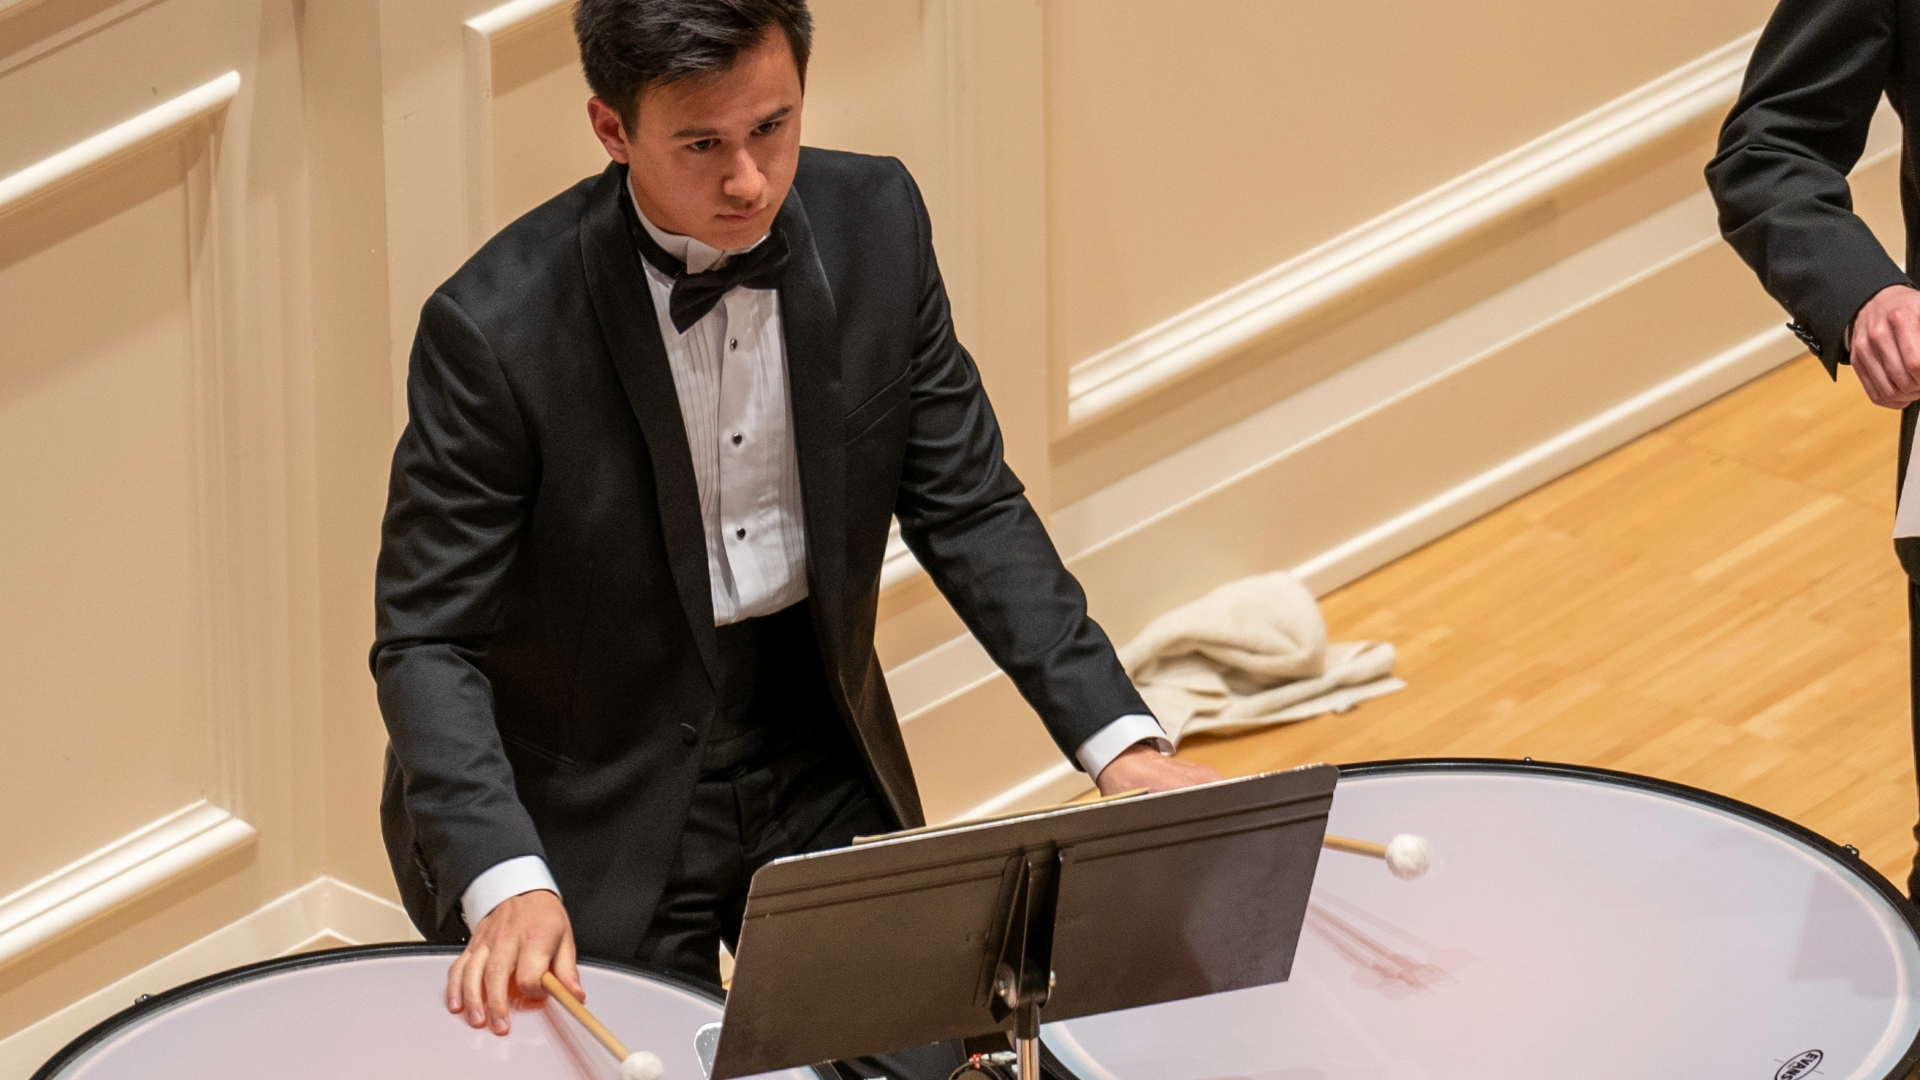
[460,855,559,928]
[1075,713,1172,781]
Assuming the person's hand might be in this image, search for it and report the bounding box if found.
[446,889,580,1036]
[1849,284,1920,409]
[1095,742,1222,796]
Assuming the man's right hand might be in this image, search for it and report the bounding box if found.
[446,889,580,1035]
[1849,284,1920,409]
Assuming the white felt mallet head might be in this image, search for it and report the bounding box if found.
[1384,833,1432,880]
[623,1050,666,1080]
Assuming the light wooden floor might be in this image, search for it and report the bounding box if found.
[1175,357,1920,886]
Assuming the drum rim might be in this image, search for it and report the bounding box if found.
[29,940,833,1080]
[1340,756,1920,924]
[1040,756,1920,1080]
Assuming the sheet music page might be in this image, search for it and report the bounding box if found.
[1898,434,1920,538]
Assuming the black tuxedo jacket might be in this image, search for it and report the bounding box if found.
[1708,0,1920,575]
[372,152,1148,953]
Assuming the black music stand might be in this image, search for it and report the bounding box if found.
[710,765,1337,1079]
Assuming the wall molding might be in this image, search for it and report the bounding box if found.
[1288,324,1800,594]
[0,801,257,969]
[462,0,574,248]
[886,30,1770,600]
[0,876,415,1076]
[900,319,1804,822]
[877,31,1899,824]
[885,103,1904,821]
[1063,33,1758,427]
[0,70,238,216]
[465,0,568,39]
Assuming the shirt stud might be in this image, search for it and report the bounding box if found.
[728,338,738,351]
[736,527,746,539]
[731,433,743,445]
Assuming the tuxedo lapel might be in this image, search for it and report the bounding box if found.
[773,187,849,669]
[578,164,720,686]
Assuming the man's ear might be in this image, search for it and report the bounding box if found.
[587,97,632,164]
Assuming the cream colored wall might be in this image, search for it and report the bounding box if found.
[0,0,1898,1065]
[1045,0,1776,367]
[0,0,322,1044]
[306,0,405,901]
[0,0,419,1048]
[1,143,204,899]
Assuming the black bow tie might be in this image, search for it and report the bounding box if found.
[629,205,791,333]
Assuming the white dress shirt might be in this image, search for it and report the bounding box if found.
[458,179,1168,927]
[634,197,810,624]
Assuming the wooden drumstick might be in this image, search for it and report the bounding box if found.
[1322,834,1386,858]
[1323,832,1432,880]
[540,972,665,1080]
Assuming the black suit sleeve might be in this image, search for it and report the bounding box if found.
[371,292,545,925]
[887,163,1151,767]
[1706,0,1912,374]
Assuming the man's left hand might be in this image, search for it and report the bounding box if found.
[1848,283,1920,409]
[1095,743,1221,796]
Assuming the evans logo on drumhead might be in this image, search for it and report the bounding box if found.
[1774,1050,1822,1080]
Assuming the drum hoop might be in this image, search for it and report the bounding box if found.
[1338,757,1920,922]
[29,941,836,1080]
[1339,758,1920,1080]
[1040,757,1920,1080]
[34,761,1920,1080]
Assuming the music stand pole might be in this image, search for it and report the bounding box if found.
[987,847,1056,1079]
[1015,1004,1039,1080]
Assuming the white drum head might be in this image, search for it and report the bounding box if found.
[1043,761,1920,1080]
[34,945,825,1080]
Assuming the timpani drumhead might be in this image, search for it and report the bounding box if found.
[1042,760,1920,1080]
[33,944,826,1080]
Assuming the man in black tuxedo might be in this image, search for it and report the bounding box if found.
[1708,0,1920,896]
[371,0,1217,1046]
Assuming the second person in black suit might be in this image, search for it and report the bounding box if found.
[1709,0,1920,896]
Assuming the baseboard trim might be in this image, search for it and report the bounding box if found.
[1290,324,1800,594]
[883,161,1860,822]
[876,22,1886,846]
[877,32,1773,599]
[1064,33,1757,427]
[891,321,1803,824]
[0,876,416,1076]
[0,802,258,970]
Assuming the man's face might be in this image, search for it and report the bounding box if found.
[588,31,803,251]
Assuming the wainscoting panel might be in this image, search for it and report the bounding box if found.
[0,104,219,905]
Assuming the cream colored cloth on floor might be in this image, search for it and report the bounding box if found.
[1118,570,1404,744]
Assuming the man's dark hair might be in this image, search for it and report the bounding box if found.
[574,0,813,131]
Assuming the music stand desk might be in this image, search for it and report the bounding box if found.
[712,764,1337,1079]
